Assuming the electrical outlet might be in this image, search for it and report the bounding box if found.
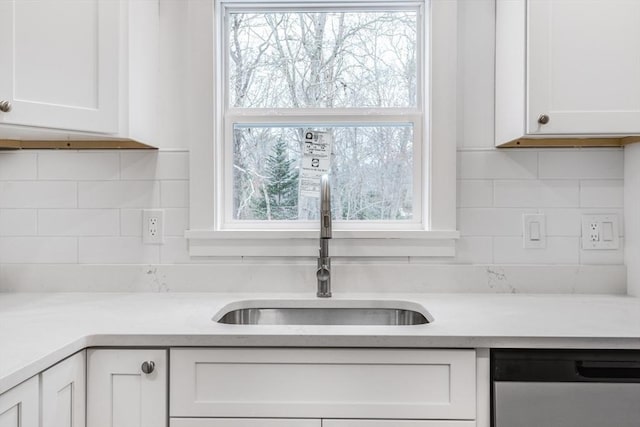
[588,221,599,242]
[143,209,164,244]
[581,214,619,250]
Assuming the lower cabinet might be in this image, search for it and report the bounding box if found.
[42,351,86,427]
[0,351,85,427]
[0,376,38,427]
[87,349,167,427]
[171,348,476,422]
[0,347,480,427]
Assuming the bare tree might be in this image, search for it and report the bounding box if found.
[229,10,418,221]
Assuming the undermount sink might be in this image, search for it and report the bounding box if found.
[213,299,433,326]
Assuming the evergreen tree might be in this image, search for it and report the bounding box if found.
[254,140,299,219]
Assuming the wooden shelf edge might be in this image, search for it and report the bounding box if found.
[0,139,157,150]
[497,136,640,148]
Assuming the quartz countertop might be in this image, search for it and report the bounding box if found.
[1,292,640,394]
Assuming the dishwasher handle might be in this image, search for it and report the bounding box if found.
[576,360,640,379]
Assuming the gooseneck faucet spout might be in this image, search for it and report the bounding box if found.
[317,174,332,298]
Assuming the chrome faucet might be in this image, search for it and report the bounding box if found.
[317,174,332,298]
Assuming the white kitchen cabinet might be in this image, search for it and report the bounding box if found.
[42,351,86,427]
[171,419,321,427]
[87,349,167,427]
[170,348,476,420]
[0,0,158,144]
[0,376,38,427]
[495,0,640,146]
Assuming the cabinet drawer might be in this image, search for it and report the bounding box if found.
[170,348,476,419]
[171,419,320,427]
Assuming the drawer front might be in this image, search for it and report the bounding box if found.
[170,348,476,419]
[171,419,320,427]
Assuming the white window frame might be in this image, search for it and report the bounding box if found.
[186,0,459,257]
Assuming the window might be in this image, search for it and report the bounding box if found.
[186,0,458,257]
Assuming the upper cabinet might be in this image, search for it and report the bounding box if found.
[0,0,159,147]
[495,0,640,147]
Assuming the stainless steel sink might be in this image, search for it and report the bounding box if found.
[213,300,433,325]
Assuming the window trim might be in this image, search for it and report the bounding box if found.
[186,0,459,257]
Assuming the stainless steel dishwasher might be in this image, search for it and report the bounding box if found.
[492,349,640,427]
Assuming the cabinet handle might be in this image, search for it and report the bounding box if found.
[141,361,155,374]
[0,100,11,113]
[538,114,550,125]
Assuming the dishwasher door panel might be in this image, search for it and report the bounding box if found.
[494,381,640,427]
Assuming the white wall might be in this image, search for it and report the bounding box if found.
[0,0,626,293]
[625,144,640,296]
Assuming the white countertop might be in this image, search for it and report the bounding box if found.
[1,292,640,394]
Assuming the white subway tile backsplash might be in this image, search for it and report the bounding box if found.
[0,152,37,180]
[458,150,538,179]
[457,180,493,207]
[38,152,120,180]
[165,208,188,236]
[0,210,38,236]
[160,237,191,264]
[0,182,77,208]
[580,239,625,265]
[453,237,493,264]
[79,237,160,264]
[120,151,189,180]
[543,209,583,237]
[493,236,580,264]
[78,181,160,208]
[580,180,624,207]
[120,209,143,236]
[539,149,623,179]
[458,208,536,236]
[161,180,188,207]
[38,209,119,236]
[0,145,627,290]
[0,237,77,263]
[494,180,580,207]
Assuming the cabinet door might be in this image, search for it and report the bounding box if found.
[42,351,86,427]
[528,0,640,134]
[87,349,167,427]
[171,419,320,427]
[0,0,119,133]
[0,376,38,427]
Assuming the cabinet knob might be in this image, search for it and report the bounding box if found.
[141,361,155,374]
[538,114,550,125]
[0,100,11,113]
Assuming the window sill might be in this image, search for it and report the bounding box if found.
[185,229,460,257]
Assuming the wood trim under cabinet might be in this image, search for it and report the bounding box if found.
[498,136,640,148]
[0,139,157,150]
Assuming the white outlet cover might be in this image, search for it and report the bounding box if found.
[143,209,165,244]
[581,214,619,250]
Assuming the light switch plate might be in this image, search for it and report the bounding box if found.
[523,214,546,249]
[581,214,619,250]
